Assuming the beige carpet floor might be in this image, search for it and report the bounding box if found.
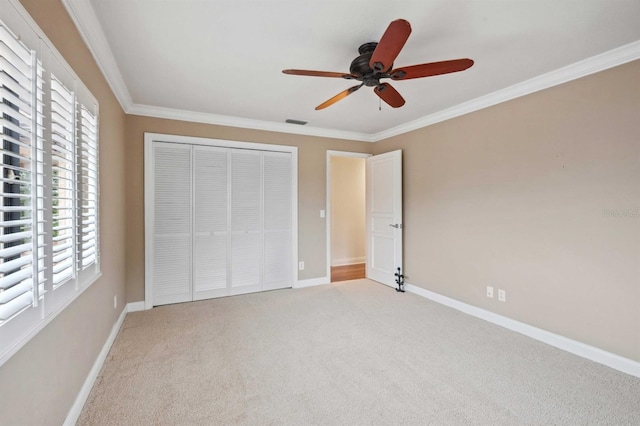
[78,279,640,425]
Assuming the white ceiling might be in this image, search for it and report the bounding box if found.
[65,0,640,141]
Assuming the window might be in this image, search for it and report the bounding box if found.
[0,12,100,366]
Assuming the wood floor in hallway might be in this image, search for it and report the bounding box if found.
[331,263,365,282]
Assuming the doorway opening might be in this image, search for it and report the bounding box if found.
[326,151,369,283]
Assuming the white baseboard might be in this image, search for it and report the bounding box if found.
[63,304,129,425]
[405,282,640,378]
[295,277,330,288]
[126,301,146,312]
[331,257,366,267]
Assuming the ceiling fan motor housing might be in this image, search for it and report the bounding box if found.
[350,42,391,86]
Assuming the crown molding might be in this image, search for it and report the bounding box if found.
[371,39,640,142]
[61,0,640,143]
[62,0,133,111]
[127,103,374,142]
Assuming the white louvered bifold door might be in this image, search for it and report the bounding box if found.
[192,145,228,300]
[152,142,192,306]
[230,150,262,295]
[263,152,292,290]
[146,139,294,306]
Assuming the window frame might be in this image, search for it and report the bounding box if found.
[0,2,101,367]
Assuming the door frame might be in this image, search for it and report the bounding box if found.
[144,132,298,309]
[325,150,371,281]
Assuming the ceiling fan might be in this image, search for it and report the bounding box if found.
[283,19,474,110]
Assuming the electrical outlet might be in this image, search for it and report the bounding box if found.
[498,289,506,302]
[320,210,325,218]
[113,295,117,309]
[298,261,305,271]
[486,286,494,298]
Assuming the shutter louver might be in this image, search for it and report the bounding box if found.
[50,75,75,286]
[77,104,98,269]
[0,22,35,322]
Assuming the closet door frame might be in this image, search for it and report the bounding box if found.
[144,133,298,310]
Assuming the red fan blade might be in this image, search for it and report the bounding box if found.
[283,69,356,79]
[389,59,474,80]
[374,83,405,108]
[315,84,363,110]
[369,19,412,73]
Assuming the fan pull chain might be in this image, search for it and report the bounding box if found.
[379,97,382,111]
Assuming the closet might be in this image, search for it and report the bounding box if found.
[145,135,296,307]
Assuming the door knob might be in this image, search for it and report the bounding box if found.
[389,223,402,229]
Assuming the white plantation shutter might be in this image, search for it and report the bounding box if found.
[77,102,98,270]
[1,8,101,366]
[0,22,38,322]
[50,75,75,286]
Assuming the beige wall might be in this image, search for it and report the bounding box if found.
[374,60,640,361]
[124,116,372,301]
[0,1,128,424]
[331,156,366,265]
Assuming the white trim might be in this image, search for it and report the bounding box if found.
[145,132,299,153]
[61,1,640,143]
[143,137,154,310]
[372,40,640,142]
[295,277,330,288]
[129,104,373,142]
[61,0,133,111]
[126,301,146,312]
[331,257,366,267]
[63,304,128,426]
[405,282,640,378]
[326,151,371,280]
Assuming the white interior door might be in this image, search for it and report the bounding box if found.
[366,150,402,287]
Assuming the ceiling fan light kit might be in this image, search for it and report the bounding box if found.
[283,19,474,110]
